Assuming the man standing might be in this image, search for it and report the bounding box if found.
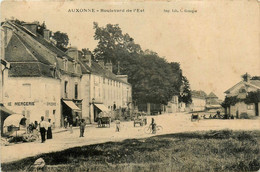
[64,116,68,128]
[39,116,48,143]
[79,119,86,137]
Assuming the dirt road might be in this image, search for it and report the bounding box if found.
[1,113,260,163]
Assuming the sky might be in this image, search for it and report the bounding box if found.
[1,0,259,99]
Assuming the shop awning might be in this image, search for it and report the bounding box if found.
[0,105,15,115]
[63,100,81,111]
[3,114,25,128]
[94,104,110,112]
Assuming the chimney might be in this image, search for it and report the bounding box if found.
[105,62,113,72]
[116,75,128,83]
[81,50,92,67]
[66,47,78,61]
[84,54,92,67]
[22,23,38,35]
[98,59,104,68]
[43,29,50,41]
[242,73,251,82]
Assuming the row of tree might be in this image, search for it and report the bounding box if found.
[92,23,192,105]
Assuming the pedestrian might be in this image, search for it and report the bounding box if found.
[69,123,73,134]
[115,118,120,132]
[39,116,48,143]
[47,119,52,139]
[97,112,102,127]
[75,115,79,126]
[64,116,68,128]
[150,118,156,134]
[79,119,86,137]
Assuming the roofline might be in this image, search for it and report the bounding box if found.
[224,80,260,94]
[244,82,260,90]
[224,81,244,93]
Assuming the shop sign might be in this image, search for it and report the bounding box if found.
[14,102,35,106]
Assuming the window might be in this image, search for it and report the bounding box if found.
[53,110,56,115]
[75,83,78,99]
[239,87,246,93]
[22,83,31,98]
[64,81,68,98]
[247,104,254,110]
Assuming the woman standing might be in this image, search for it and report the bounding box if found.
[47,119,53,139]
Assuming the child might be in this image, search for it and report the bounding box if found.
[150,118,156,134]
[115,118,120,132]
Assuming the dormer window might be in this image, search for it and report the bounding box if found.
[239,87,246,93]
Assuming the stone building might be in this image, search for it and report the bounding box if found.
[1,19,132,127]
[190,90,207,111]
[1,20,82,127]
[224,74,260,118]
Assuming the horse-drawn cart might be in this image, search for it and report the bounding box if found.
[97,111,111,128]
[97,117,111,128]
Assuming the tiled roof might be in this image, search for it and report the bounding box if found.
[225,79,260,94]
[191,90,207,99]
[8,62,53,77]
[207,92,218,98]
[4,21,82,78]
[249,80,260,88]
[5,34,38,63]
[79,60,130,85]
[12,22,74,62]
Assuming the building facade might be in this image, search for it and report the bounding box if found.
[80,55,132,123]
[2,20,132,127]
[190,90,207,111]
[224,75,260,118]
[2,20,83,127]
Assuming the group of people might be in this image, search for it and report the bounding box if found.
[37,114,157,143]
[39,116,53,143]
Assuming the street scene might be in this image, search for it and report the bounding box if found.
[1,1,260,172]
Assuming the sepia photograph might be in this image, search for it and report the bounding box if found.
[0,0,260,171]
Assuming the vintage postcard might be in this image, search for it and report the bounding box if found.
[1,0,259,171]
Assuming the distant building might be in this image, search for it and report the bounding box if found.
[166,95,178,113]
[205,92,222,111]
[190,90,207,111]
[224,74,260,117]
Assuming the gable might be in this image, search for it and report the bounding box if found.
[5,34,37,62]
[225,82,259,97]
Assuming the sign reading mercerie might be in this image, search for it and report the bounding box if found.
[14,102,35,106]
